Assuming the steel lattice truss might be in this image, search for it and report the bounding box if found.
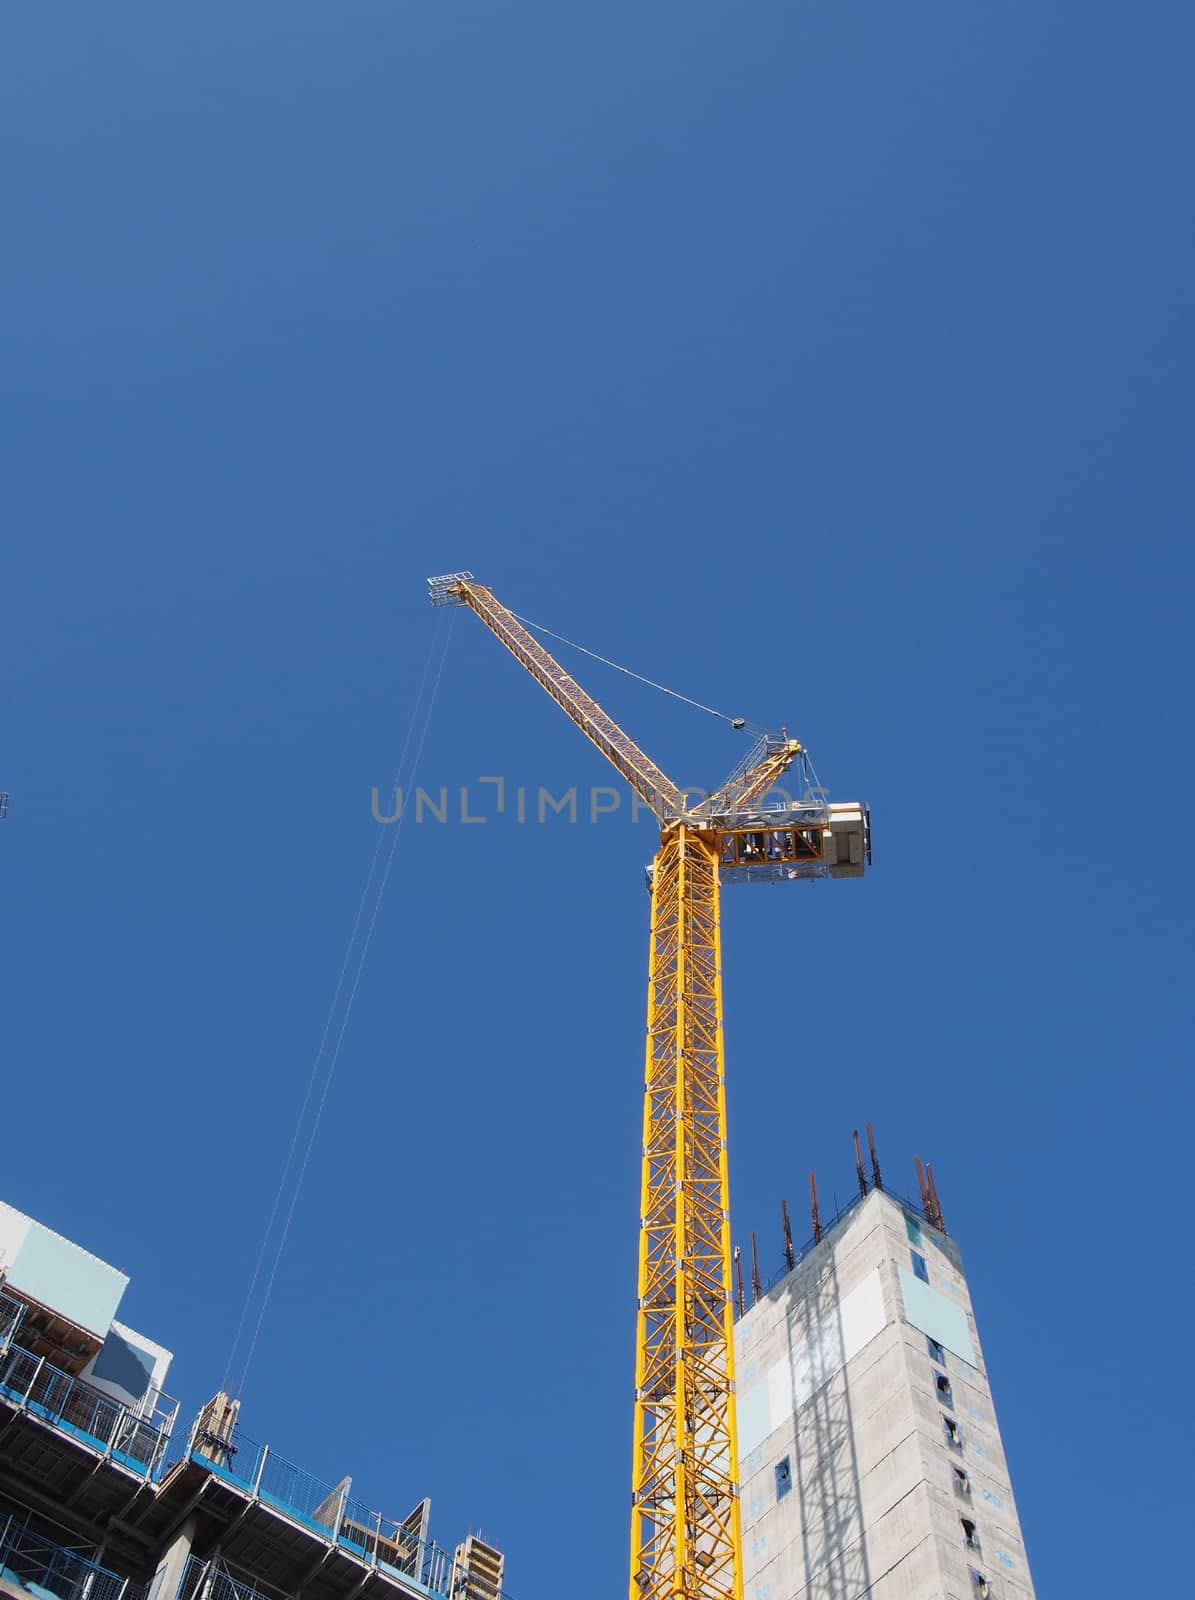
[631,828,742,1600]
[427,574,867,1600]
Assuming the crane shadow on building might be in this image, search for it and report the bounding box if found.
[782,1254,872,1600]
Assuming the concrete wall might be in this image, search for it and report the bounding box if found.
[734,1190,1035,1600]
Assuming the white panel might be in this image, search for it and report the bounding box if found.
[736,1270,889,1464]
[898,1269,977,1366]
[766,1356,793,1425]
[0,1203,32,1277]
[792,1344,815,1411]
[736,1378,771,1458]
[794,1268,885,1410]
[840,1269,886,1361]
[794,1314,842,1408]
[773,1272,887,1436]
[7,1221,127,1337]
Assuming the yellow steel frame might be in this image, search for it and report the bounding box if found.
[693,741,805,821]
[442,577,744,1600]
[451,581,685,821]
[633,827,741,1600]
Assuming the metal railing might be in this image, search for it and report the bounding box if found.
[338,1491,452,1594]
[0,1339,177,1479]
[186,1432,519,1600]
[188,1432,443,1588]
[0,1293,24,1345]
[0,1512,143,1600]
[178,1557,270,1600]
[738,1187,938,1317]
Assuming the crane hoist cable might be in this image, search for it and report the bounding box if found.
[222,609,457,1400]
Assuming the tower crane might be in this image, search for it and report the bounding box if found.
[427,573,870,1600]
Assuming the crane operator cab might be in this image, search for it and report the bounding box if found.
[719,801,871,885]
[643,802,870,890]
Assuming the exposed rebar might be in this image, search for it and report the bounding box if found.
[866,1122,883,1192]
[926,1162,947,1234]
[914,1155,930,1216]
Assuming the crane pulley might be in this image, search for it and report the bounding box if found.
[428,572,870,1600]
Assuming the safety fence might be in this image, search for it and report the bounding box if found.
[0,1295,23,1345]
[187,1435,517,1600]
[0,1512,144,1600]
[0,1331,177,1479]
[0,1284,516,1600]
[178,1556,270,1600]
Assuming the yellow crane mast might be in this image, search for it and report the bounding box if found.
[428,573,870,1600]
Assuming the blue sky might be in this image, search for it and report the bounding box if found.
[3,3,1193,1596]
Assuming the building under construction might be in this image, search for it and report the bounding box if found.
[1,575,1037,1600]
[0,1169,1035,1600]
[734,1149,1036,1600]
[0,1200,506,1600]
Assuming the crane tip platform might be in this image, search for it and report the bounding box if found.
[427,572,474,606]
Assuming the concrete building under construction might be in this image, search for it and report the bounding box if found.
[1,1159,1034,1600]
[734,1150,1035,1600]
[0,1200,506,1600]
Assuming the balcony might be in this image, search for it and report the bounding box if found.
[186,1433,458,1596]
[0,1280,515,1600]
[0,1336,177,1481]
